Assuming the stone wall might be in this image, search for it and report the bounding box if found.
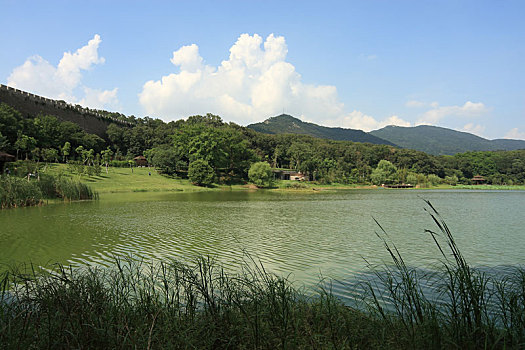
[0,84,133,138]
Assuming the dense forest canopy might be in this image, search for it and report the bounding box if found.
[370,125,525,155]
[1,102,524,185]
[247,114,396,146]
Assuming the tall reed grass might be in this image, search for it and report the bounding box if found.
[0,176,43,209]
[0,174,97,209]
[0,258,391,349]
[363,200,525,349]
[54,177,98,201]
[1,203,524,348]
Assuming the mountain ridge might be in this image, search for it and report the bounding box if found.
[248,114,525,155]
[248,114,396,146]
[370,125,525,155]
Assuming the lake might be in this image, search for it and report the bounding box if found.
[1,189,524,299]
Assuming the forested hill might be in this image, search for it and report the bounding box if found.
[370,125,525,155]
[0,84,133,138]
[248,114,396,146]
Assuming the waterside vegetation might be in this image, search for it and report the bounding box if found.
[1,204,524,349]
[0,173,97,209]
[2,103,525,191]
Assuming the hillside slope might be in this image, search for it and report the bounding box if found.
[0,85,132,138]
[248,114,396,146]
[370,125,525,155]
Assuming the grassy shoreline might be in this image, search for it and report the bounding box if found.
[2,203,524,349]
[38,163,525,196]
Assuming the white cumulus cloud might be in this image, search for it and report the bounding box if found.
[7,34,119,110]
[504,128,525,140]
[405,100,426,108]
[323,111,411,132]
[417,101,488,125]
[139,33,408,130]
[462,123,486,137]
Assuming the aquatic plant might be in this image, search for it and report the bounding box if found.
[0,174,97,209]
[363,200,525,348]
[1,204,524,348]
[54,177,98,201]
[0,176,43,208]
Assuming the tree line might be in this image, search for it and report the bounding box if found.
[1,103,524,186]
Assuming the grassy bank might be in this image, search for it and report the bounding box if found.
[1,203,524,349]
[0,174,97,209]
[455,184,525,190]
[40,164,525,195]
[46,164,209,194]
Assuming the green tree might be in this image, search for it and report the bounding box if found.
[42,148,58,164]
[75,146,84,162]
[427,174,441,186]
[248,162,273,188]
[101,147,113,174]
[61,142,71,162]
[188,159,214,186]
[0,103,22,152]
[0,132,8,150]
[14,134,37,160]
[146,147,182,175]
[33,115,61,149]
[85,149,95,166]
[406,173,418,186]
[444,175,458,186]
[371,159,398,185]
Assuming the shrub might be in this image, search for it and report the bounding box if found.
[444,175,458,186]
[248,162,273,188]
[285,182,307,189]
[188,159,215,186]
[1,174,97,208]
[406,173,418,186]
[55,177,98,201]
[0,176,43,208]
[427,174,441,186]
[371,160,398,185]
[109,160,129,168]
[146,148,183,175]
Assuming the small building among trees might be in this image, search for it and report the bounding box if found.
[471,175,486,185]
[0,151,15,173]
[133,155,148,167]
[273,169,309,181]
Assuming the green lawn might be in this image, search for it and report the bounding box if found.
[45,164,209,194]
[42,164,525,194]
[455,184,525,190]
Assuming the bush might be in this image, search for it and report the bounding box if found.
[284,182,307,189]
[371,160,398,185]
[146,148,183,175]
[406,173,418,186]
[109,160,129,168]
[444,175,458,186]
[55,178,98,201]
[188,159,215,186]
[36,174,58,197]
[248,162,273,188]
[427,174,441,186]
[0,176,43,208]
[0,174,97,208]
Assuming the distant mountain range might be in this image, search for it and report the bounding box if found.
[247,114,396,146]
[370,125,525,155]
[248,114,525,155]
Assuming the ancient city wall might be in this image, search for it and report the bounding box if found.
[0,84,133,138]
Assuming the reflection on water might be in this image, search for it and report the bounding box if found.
[1,189,524,299]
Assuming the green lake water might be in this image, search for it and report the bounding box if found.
[1,189,524,296]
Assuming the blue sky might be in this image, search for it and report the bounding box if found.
[1,0,524,139]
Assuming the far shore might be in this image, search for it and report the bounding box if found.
[30,163,523,199]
